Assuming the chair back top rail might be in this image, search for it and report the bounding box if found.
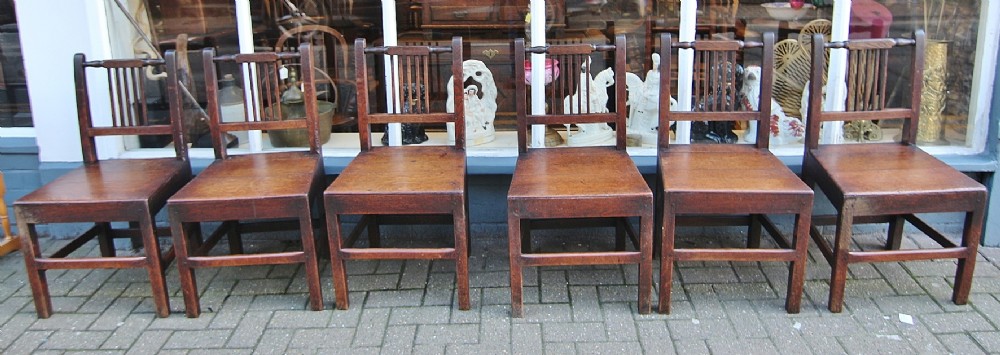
[354,37,465,151]
[202,43,320,158]
[513,35,628,153]
[74,52,188,163]
[658,32,775,150]
[804,30,924,150]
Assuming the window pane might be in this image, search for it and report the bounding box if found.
[0,0,32,128]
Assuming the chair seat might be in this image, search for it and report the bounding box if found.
[661,145,811,195]
[811,144,985,199]
[17,158,188,206]
[170,152,320,203]
[509,147,650,200]
[327,146,465,196]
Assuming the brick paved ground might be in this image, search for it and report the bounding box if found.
[1,224,1000,354]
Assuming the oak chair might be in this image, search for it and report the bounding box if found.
[657,33,813,314]
[802,30,986,313]
[1,171,21,256]
[325,37,469,310]
[166,44,325,317]
[15,53,190,318]
[508,35,653,317]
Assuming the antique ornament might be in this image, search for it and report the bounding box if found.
[564,64,616,146]
[741,66,805,145]
[447,60,498,146]
[626,53,677,146]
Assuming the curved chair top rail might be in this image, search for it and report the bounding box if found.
[74,51,187,163]
[513,35,628,153]
[804,30,925,150]
[658,32,776,150]
[353,36,465,151]
[201,43,320,158]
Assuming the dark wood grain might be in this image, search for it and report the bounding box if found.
[657,33,812,315]
[15,51,190,318]
[801,30,986,313]
[167,44,325,318]
[508,36,653,318]
[325,38,469,311]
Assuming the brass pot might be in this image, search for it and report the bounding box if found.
[267,100,335,147]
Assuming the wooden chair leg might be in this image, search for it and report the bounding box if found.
[16,216,52,318]
[225,221,243,254]
[454,203,470,310]
[508,215,524,318]
[638,214,653,314]
[828,210,854,313]
[327,212,350,310]
[747,214,762,249]
[97,222,115,257]
[169,217,201,318]
[886,215,905,250]
[953,208,984,305]
[298,208,324,311]
[139,213,170,317]
[658,209,676,314]
[615,218,627,251]
[785,210,811,314]
[367,215,381,248]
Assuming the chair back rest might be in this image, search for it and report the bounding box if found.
[74,52,188,163]
[804,30,925,150]
[658,33,775,149]
[202,43,320,158]
[513,35,628,153]
[354,37,465,151]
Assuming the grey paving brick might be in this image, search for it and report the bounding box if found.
[920,312,995,333]
[712,282,778,300]
[100,313,155,350]
[89,297,142,331]
[348,274,401,291]
[269,309,330,329]
[479,305,511,345]
[231,279,291,296]
[511,323,542,354]
[353,308,390,347]
[721,300,768,338]
[970,331,1000,353]
[679,267,738,284]
[5,330,53,355]
[543,342,576,355]
[706,338,778,355]
[802,335,847,354]
[567,268,625,285]
[398,261,431,289]
[38,330,111,350]
[516,303,573,323]
[188,349,253,355]
[569,286,602,322]
[208,295,253,329]
[667,317,736,340]
[543,322,607,343]
[540,270,569,303]
[288,328,355,349]
[839,334,916,354]
[30,313,99,331]
[937,333,987,354]
[415,324,479,345]
[637,321,675,355]
[603,302,639,342]
[123,330,171,355]
[795,315,864,337]
[0,313,38,349]
[389,306,451,325]
[248,294,309,312]
[365,289,424,308]
[672,339,709,355]
[226,311,273,348]
[147,312,214,330]
[162,329,231,349]
[444,344,511,354]
[597,285,639,303]
[251,329,294,355]
[874,262,926,295]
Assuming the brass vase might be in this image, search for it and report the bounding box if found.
[917,40,948,144]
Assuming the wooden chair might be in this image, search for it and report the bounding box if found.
[0,172,21,256]
[802,30,986,313]
[14,53,190,318]
[656,33,813,314]
[325,37,469,310]
[508,35,653,317]
[166,44,325,317]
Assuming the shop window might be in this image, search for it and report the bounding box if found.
[0,0,31,128]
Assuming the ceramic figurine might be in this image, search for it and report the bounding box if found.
[564,64,616,146]
[381,83,428,145]
[447,60,497,146]
[741,66,805,145]
[626,53,677,146]
[689,62,742,144]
